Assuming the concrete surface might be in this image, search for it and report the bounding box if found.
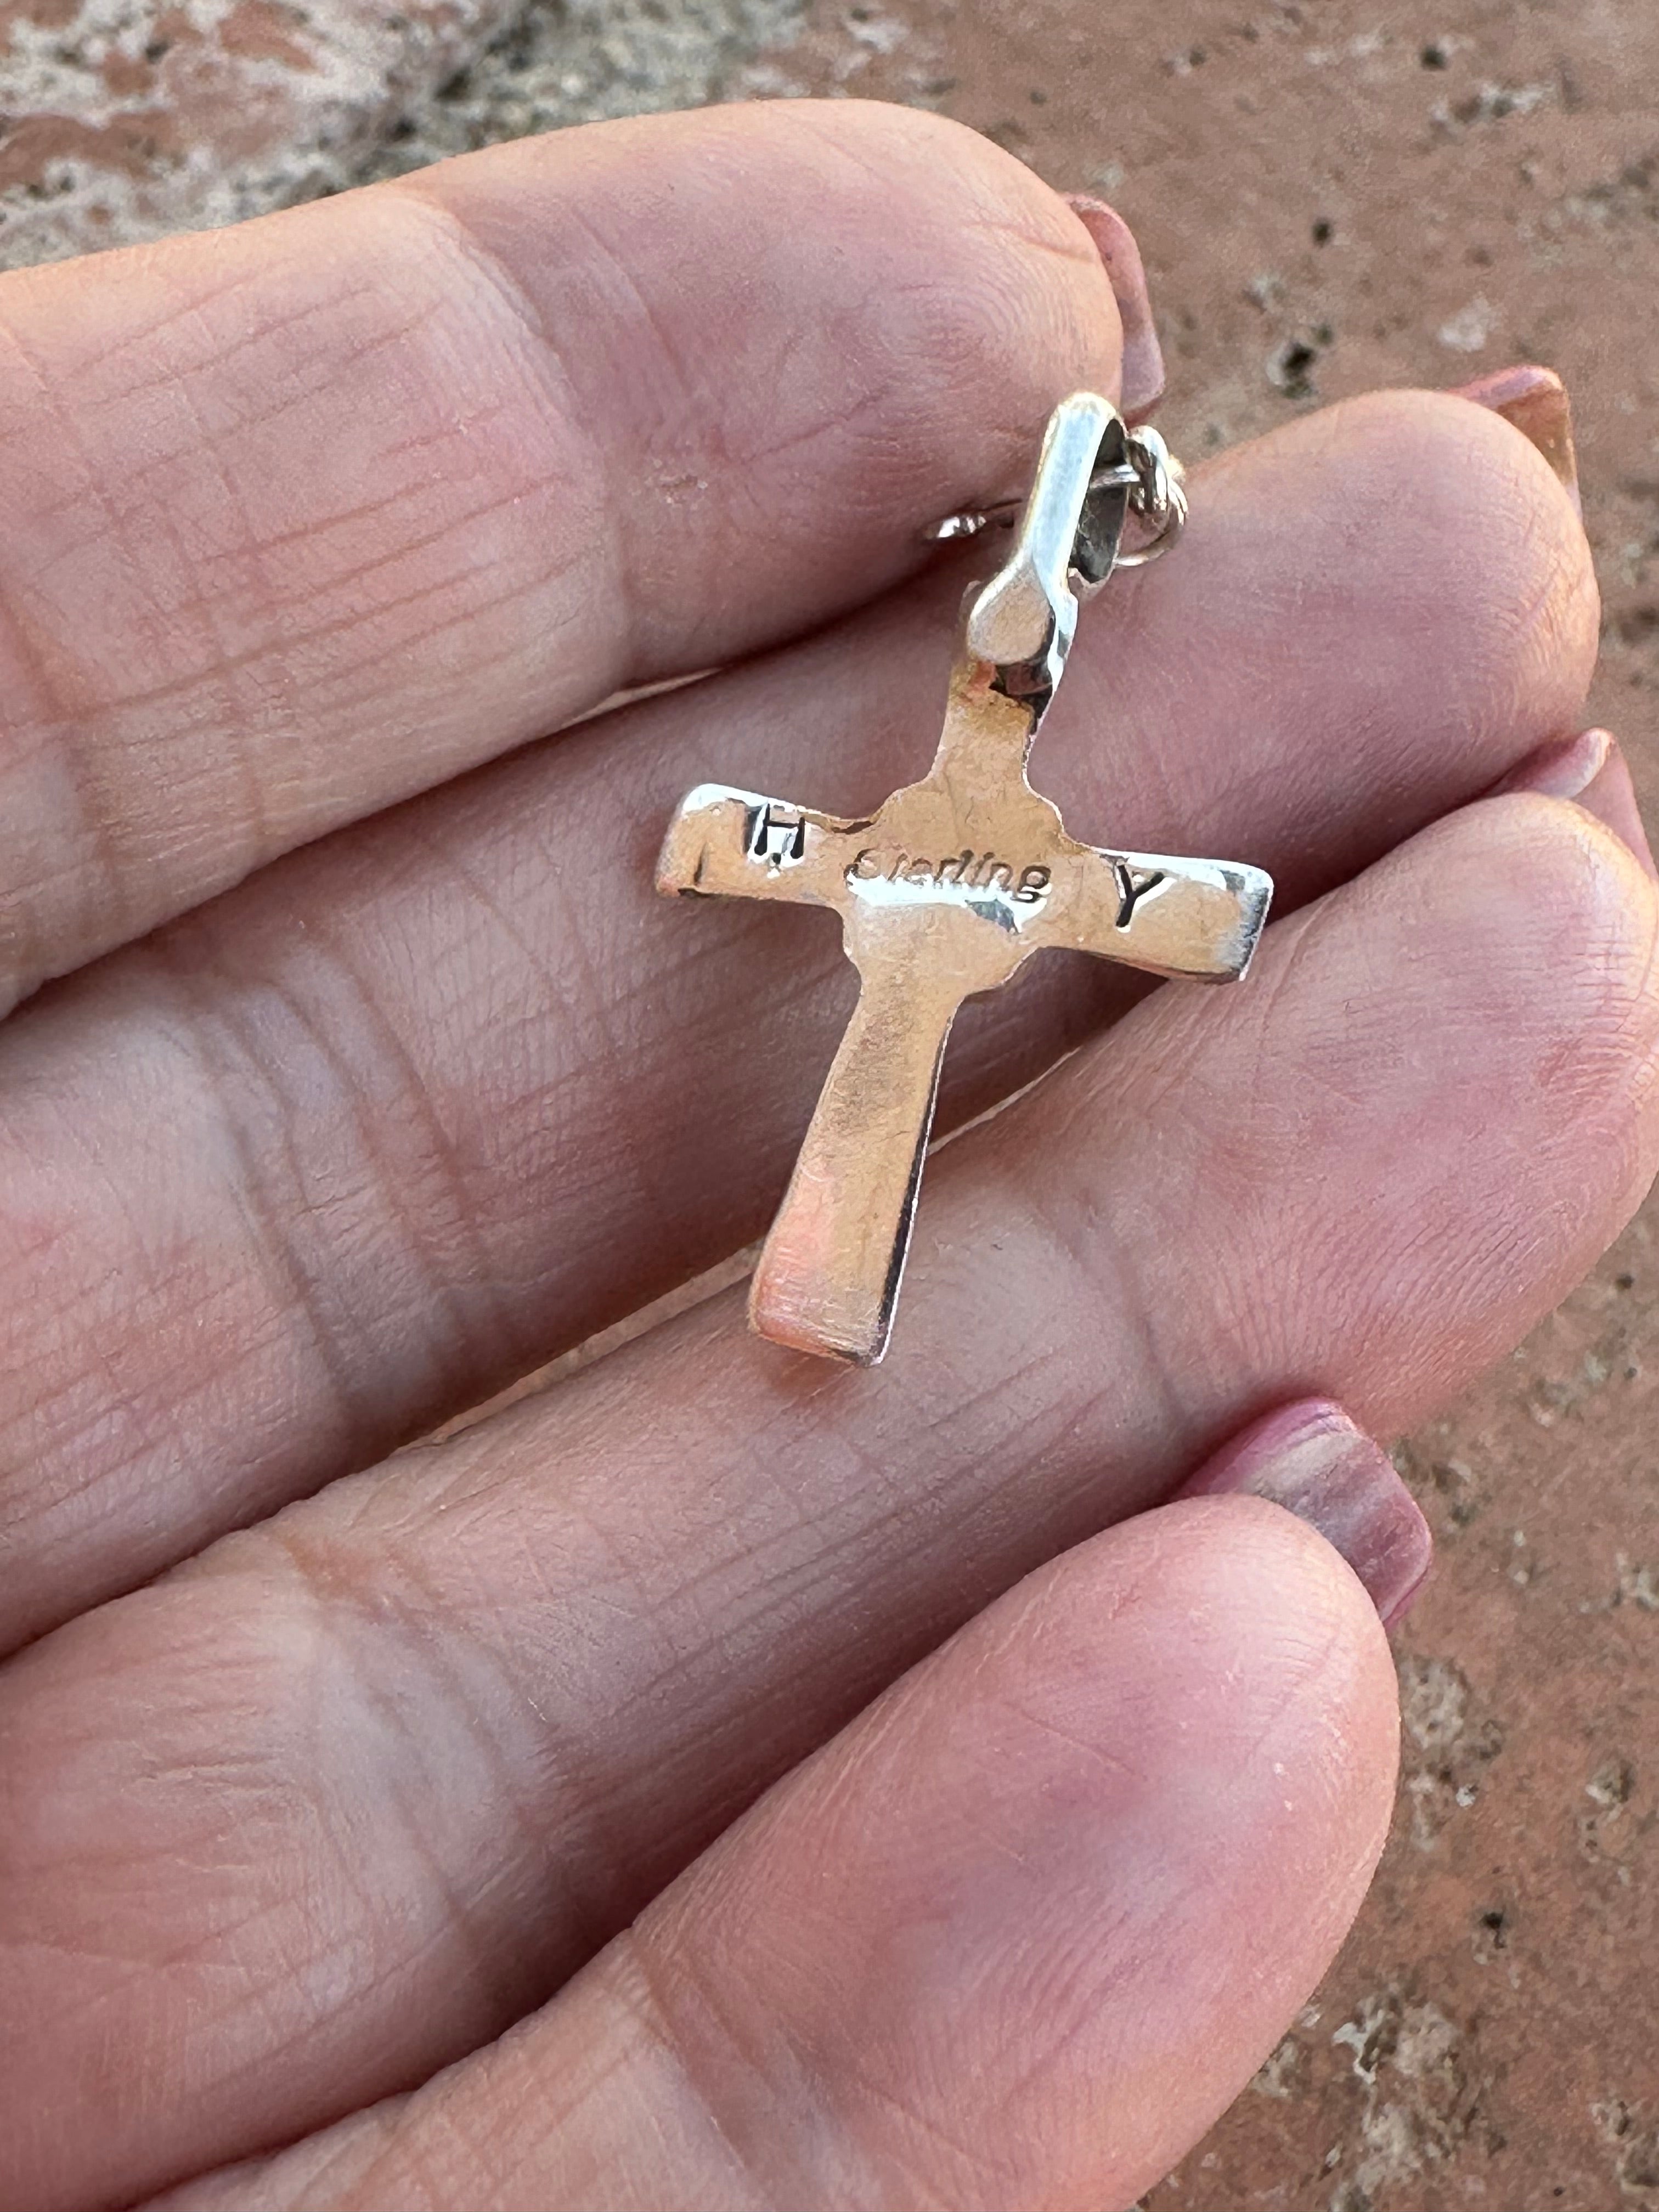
[1,1,1655,2205]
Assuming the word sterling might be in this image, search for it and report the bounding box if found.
[658,393,1273,1365]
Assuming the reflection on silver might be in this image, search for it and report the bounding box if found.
[658,393,1271,1365]
[923,417,1187,575]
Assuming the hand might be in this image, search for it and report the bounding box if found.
[0,100,1652,2212]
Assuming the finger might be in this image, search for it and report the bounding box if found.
[7,793,1654,2211]
[0,99,1121,1011]
[1175,1399,1433,1628]
[1452,362,1581,509]
[1492,726,1658,879]
[1065,195,1166,419]
[0,386,1599,1646]
[148,1503,1397,2212]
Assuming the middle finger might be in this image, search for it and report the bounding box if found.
[7,785,1656,2212]
[0,386,1596,1646]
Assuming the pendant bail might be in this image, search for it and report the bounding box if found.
[925,396,1187,711]
[952,393,1187,712]
[964,391,1125,707]
[923,403,1188,575]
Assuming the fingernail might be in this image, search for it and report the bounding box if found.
[1178,1401,1432,1628]
[1064,194,1165,424]
[1491,726,1611,800]
[1494,729,1658,880]
[1449,362,1579,513]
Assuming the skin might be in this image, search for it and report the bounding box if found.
[0,97,1653,2212]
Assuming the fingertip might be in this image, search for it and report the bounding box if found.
[1178,1398,1432,1628]
[1576,741,1659,883]
[1480,786,1659,970]
[1127,1494,1404,1790]
[1400,791,1659,1244]
[1063,193,1165,419]
[1492,728,1658,883]
[1316,387,1601,717]
[1445,360,1579,511]
[1345,754,1659,1060]
[916,1502,1402,2193]
[652,1500,1404,2210]
[1489,725,1612,800]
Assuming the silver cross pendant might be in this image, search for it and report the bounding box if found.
[658,392,1273,1364]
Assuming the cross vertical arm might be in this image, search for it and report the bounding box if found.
[749,957,962,1364]
[921,647,1045,800]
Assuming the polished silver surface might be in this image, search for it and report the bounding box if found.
[659,393,1272,1364]
[965,392,1127,707]
[923,414,1188,572]
[1111,424,1188,567]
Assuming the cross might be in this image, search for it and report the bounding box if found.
[658,394,1273,1364]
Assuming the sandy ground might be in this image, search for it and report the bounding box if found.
[2,1,1656,2205]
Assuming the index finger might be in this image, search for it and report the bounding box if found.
[0,100,1121,1009]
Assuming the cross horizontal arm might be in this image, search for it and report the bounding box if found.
[1030,842,1273,981]
[656,783,864,910]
